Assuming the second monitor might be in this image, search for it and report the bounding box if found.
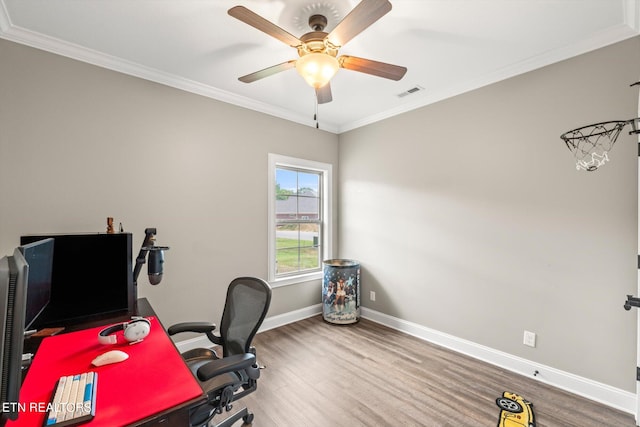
[18,238,54,331]
[20,233,134,328]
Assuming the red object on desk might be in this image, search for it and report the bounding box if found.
[7,317,204,426]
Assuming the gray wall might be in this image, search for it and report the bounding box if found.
[2,34,639,394]
[338,36,640,391]
[0,39,338,329]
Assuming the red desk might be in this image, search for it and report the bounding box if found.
[8,302,205,426]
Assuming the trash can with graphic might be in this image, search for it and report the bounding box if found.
[322,259,360,324]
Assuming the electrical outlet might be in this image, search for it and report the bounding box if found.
[523,331,536,348]
[369,291,376,301]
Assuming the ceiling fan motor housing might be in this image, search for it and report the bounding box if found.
[298,32,339,58]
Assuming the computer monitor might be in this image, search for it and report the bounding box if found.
[18,238,54,331]
[0,249,29,424]
[20,233,133,327]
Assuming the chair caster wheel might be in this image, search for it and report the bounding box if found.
[242,412,254,424]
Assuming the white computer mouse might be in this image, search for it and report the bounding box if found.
[91,350,129,366]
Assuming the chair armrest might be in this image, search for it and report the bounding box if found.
[196,353,256,382]
[167,322,221,345]
[167,322,216,335]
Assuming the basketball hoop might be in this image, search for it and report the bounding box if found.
[561,118,640,171]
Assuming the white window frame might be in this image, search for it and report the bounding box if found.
[268,153,332,287]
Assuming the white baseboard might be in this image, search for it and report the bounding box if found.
[361,307,636,415]
[175,304,635,415]
[260,303,322,332]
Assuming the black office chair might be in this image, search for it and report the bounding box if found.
[168,277,272,427]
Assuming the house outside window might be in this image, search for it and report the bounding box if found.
[268,154,332,287]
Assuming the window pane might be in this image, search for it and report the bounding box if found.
[276,223,299,247]
[275,223,321,274]
[300,223,319,248]
[298,172,319,194]
[275,247,321,274]
[295,196,317,220]
[300,246,320,270]
[276,247,300,274]
[275,224,319,249]
[298,172,319,220]
[276,194,297,220]
[275,168,297,199]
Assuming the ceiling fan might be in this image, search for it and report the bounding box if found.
[228,0,407,104]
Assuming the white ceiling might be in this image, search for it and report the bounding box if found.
[1,0,638,134]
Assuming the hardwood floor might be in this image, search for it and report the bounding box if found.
[216,315,635,426]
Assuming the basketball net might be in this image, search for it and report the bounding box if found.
[561,120,635,171]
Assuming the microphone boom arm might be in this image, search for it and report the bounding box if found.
[133,228,158,287]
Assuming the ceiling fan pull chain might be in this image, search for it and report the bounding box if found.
[314,95,320,129]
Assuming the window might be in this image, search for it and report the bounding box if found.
[268,154,332,287]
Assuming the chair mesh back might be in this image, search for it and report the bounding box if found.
[220,277,272,357]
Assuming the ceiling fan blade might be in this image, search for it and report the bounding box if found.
[326,0,392,47]
[316,83,333,104]
[339,55,407,81]
[238,60,297,83]
[228,6,301,47]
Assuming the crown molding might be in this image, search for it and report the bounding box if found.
[337,21,640,133]
[626,0,640,31]
[1,1,638,135]
[0,0,11,33]
[0,4,339,134]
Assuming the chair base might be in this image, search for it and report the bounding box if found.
[209,407,253,427]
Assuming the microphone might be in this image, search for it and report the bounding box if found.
[133,228,170,291]
[145,246,169,285]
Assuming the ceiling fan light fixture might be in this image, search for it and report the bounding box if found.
[295,53,339,88]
